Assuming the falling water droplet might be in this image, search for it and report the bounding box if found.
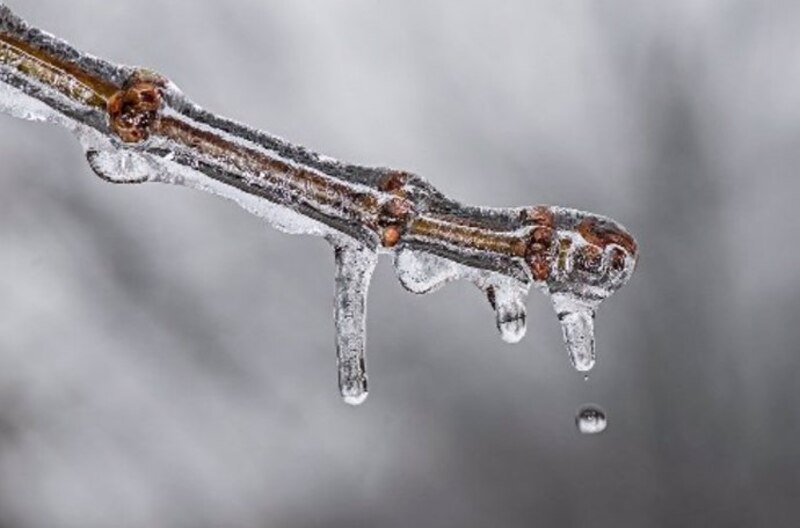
[576,405,607,434]
[552,294,597,372]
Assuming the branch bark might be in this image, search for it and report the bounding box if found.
[0,4,638,403]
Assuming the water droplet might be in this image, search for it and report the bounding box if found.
[343,393,368,406]
[487,279,528,344]
[497,308,526,344]
[576,405,607,434]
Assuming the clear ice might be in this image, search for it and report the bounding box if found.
[333,243,377,405]
[488,278,528,344]
[576,405,607,434]
[552,294,597,372]
[83,143,152,184]
[0,81,58,123]
[394,247,459,295]
[0,4,639,404]
[393,248,533,344]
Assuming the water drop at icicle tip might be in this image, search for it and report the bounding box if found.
[342,390,368,406]
[576,405,607,434]
[487,278,529,344]
[495,297,527,344]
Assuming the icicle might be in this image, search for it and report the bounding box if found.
[333,243,377,405]
[486,278,528,344]
[552,293,597,372]
[393,247,459,294]
[576,405,607,434]
[559,309,595,371]
[0,3,642,404]
[496,299,526,344]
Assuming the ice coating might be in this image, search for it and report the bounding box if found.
[81,132,153,184]
[0,5,639,403]
[393,247,459,294]
[0,79,58,122]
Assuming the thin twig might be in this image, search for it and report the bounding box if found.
[0,4,638,404]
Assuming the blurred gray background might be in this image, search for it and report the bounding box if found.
[0,1,798,526]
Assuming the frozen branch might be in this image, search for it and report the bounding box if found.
[0,4,638,404]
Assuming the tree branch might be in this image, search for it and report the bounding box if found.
[0,4,638,404]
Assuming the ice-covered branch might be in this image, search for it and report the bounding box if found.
[0,4,638,404]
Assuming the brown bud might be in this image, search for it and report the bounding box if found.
[530,254,550,282]
[381,226,402,248]
[532,226,554,247]
[609,247,627,272]
[107,81,162,143]
[577,217,638,256]
[383,197,412,220]
[576,245,603,273]
[379,171,410,193]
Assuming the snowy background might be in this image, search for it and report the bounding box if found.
[0,0,798,526]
